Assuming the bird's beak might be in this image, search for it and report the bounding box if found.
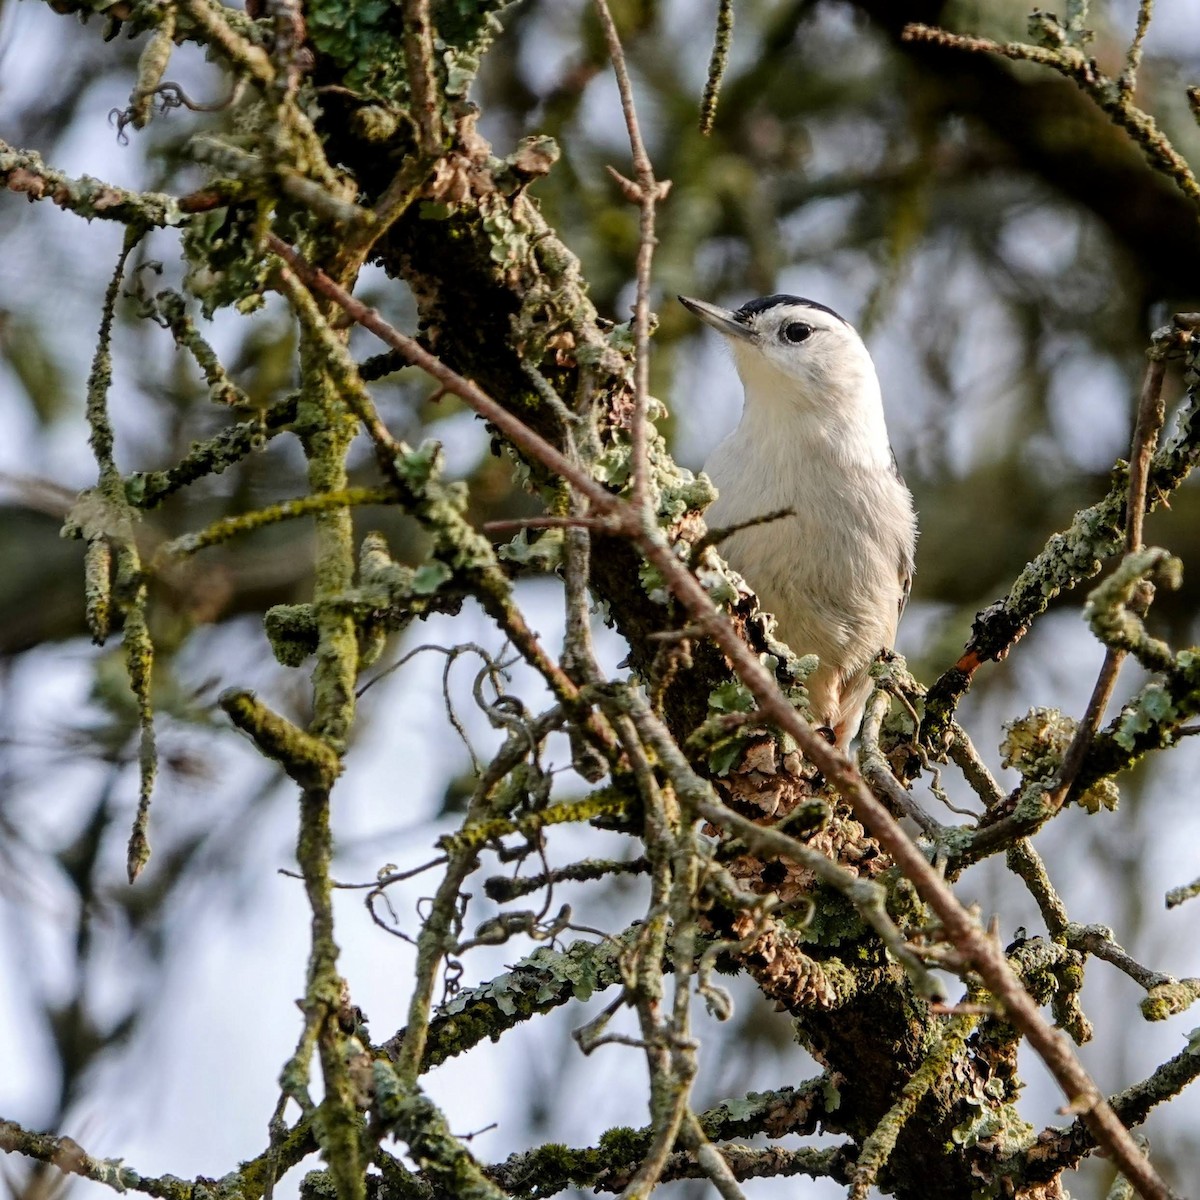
[678,295,755,342]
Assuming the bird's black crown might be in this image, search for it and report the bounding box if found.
[735,294,849,326]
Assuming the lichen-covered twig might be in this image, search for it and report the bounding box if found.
[0,138,185,226]
[1119,0,1155,103]
[1166,875,1200,909]
[126,394,299,509]
[220,689,342,789]
[178,0,274,85]
[73,229,160,883]
[1005,839,1070,939]
[371,1076,508,1200]
[1014,1038,1200,1181]
[599,1142,852,1192]
[116,7,177,136]
[1043,348,1170,804]
[859,687,944,841]
[156,486,395,560]
[0,1120,193,1200]
[1066,924,1200,1022]
[923,321,1198,748]
[902,21,1200,208]
[0,1114,316,1200]
[951,351,1177,864]
[850,1014,977,1198]
[131,283,250,407]
[486,1079,843,1196]
[380,926,658,1070]
[698,0,734,135]
[483,855,650,902]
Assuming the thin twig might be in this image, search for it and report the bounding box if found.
[482,514,617,534]
[698,0,735,135]
[1166,875,1200,908]
[946,721,1006,808]
[591,0,670,518]
[1067,925,1171,992]
[1047,353,1168,805]
[1119,0,1155,103]
[1006,839,1070,939]
[402,0,442,155]
[689,507,794,562]
[155,486,394,560]
[902,23,1200,208]
[279,856,447,890]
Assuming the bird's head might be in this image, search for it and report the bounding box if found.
[678,293,879,420]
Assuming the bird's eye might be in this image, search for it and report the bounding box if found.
[781,321,813,344]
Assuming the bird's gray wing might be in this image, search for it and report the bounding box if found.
[898,564,912,620]
[890,447,914,622]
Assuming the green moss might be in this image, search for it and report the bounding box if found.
[265,605,321,667]
[437,788,633,857]
[220,688,342,789]
[1141,979,1200,1022]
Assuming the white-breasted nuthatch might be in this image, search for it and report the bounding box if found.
[679,293,917,748]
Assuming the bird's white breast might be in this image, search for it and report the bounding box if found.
[703,405,914,679]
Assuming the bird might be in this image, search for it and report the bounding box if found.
[679,293,917,749]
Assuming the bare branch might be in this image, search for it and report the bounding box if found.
[591,0,671,518]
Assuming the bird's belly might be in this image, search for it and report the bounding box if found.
[707,489,902,673]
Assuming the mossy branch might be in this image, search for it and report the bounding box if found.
[486,1080,844,1197]
[220,689,341,789]
[850,1016,977,1197]
[126,394,299,509]
[436,788,633,857]
[379,926,661,1071]
[134,284,250,407]
[924,326,1200,746]
[0,1120,192,1200]
[371,1073,507,1200]
[0,137,185,226]
[73,229,160,883]
[902,21,1200,209]
[156,486,395,561]
[698,0,734,135]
